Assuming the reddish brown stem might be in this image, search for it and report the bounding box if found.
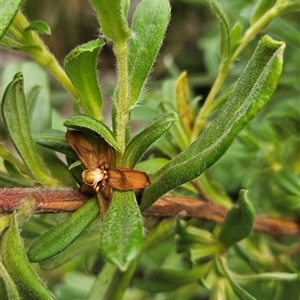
[0,188,89,213]
[0,188,299,237]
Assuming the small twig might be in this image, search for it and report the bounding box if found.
[0,188,299,237]
[192,180,210,202]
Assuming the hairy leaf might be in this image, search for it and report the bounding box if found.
[1,73,59,187]
[0,209,56,299]
[217,190,255,249]
[128,0,170,108]
[89,0,131,43]
[141,36,285,211]
[0,0,24,40]
[64,40,105,121]
[122,113,176,168]
[100,191,143,271]
[64,115,120,153]
[207,0,230,62]
[28,197,99,262]
[24,20,51,35]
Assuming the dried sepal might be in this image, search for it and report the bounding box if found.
[108,168,150,190]
[66,130,99,170]
[65,130,151,218]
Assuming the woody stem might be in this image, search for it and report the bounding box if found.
[1,189,299,237]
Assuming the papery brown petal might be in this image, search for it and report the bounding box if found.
[108,168,150,190]
[97,137,112,168]
[66,130,99,170]
[98,186,112,220]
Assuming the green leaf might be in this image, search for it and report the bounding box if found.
[282,0,300,12]
[1,72,59,187]
[176,71,194,137]
[4,160,34,186]
[0,35,24,50]
[0,212,56,299]
[32,130,76,159]
[39,222,101,270]
[64,40,105,121]
[140,36,285,211]
[100,191,143,271]
[189,244,221,262]
[39,148,78,187]
[176,221,216,253]
[24,20,51,35]
[90,218,175,299]
[2,62,51,134]
[135,157,169,174]
[122,113,176,168]
[128,0,171,108]
[233,272,299,282]
[217,190,255,249]
[0,143,29,175]
[89,0,131,43]
[0,261,20,300]
[144,263,211,293]
[0,0,24,40]
[27,86,51,133]
[207,0,230,62]
[1,63,71,185]
[158,102,190,150]
[230,22,243,55]
[64,115,120,153]
[226,272,257,300]
[0,171,24,188]
[28,197,99,262]
[251,0,276,25]
[274,169,300,196]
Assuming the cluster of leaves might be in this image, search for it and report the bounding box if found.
[0,0,299,299]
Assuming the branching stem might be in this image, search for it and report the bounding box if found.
[1,188,299,237]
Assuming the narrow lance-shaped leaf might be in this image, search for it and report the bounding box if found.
[2,62,52,134]
[4,160,34,186]
[0,261,20,300]
[0,201,56,299]
[128,0,171,108]
[122,113,176,168]
[222,261,257,300]
[28,197,99,262]
[64,40,105,121]
[39,222,101,270]
[217,190,255,249]
[100,191,143,271]
[207,0,230,62]
[230,22,243,55]
[89,0,131,43]
[144,263,211,293]
[0,172,23,188]
[17,65,75,186]
[251,0,276,25]
[158,101,190,150]
[24,20,51,35]
[1,73,59,187]
[64,114,120,153]
[140,36,285,211]
[32,130,76,159]
[0,143,30,174]
[0,0,24,40]
[176,71,194,137]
